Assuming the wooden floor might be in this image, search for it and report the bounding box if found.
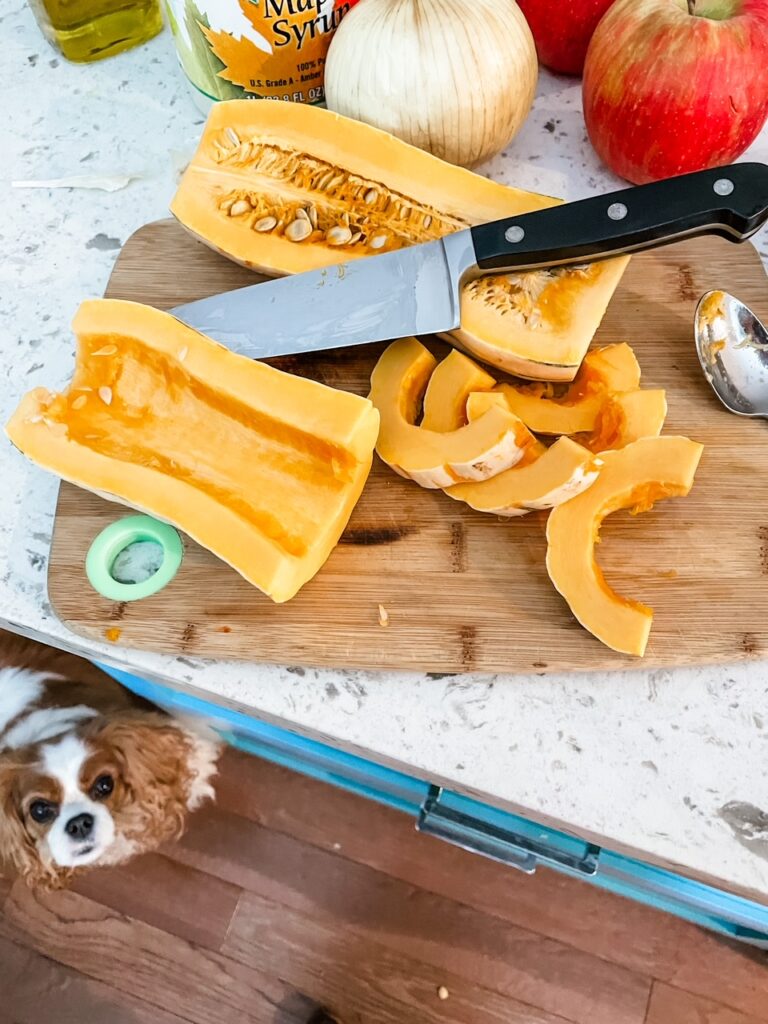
[1,746,767,1024]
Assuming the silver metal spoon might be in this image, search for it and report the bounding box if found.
[695,290,768,417]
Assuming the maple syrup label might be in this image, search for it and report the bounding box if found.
[165,0,357,104]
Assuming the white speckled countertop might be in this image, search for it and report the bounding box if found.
[3,1,768,900]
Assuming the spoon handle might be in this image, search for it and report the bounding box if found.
[473,162,768,273]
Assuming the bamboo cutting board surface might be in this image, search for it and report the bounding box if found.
[49,220,768,673]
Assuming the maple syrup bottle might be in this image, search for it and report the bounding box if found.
[164,0,359,113]
[29,0,162,62]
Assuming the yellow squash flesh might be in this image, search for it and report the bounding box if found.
[5,300,380,603]
[172,100,629,381]
[421,350,496,431]
[580,388,667,453]
[369,338,532,488]
[546,436,704,656]
[495,342,642,434]
[446,437,601,517]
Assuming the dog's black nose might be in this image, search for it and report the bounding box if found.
[65,813,94,840]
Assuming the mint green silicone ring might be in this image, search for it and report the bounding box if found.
[85,515,183,602]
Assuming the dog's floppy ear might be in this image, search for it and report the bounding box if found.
[0,758,71,890]
[86,713,196,844]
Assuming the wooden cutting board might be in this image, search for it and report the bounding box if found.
[48,219,768,673]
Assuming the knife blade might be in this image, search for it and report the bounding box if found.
[172,162,768,361]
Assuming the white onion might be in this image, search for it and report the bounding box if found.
[324,0,538,169]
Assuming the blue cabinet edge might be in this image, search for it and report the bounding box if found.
[97,661,768,946]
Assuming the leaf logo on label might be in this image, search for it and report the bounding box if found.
[199,0,352,101]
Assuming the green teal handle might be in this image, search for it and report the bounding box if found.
[85,514,183,602]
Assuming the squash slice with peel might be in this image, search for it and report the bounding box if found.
[369,338,533,488]
[171,100,629,382]
[421,350,497,432]
[446,437,602,517]
[5,300,380,604]
[495,342,641,434]
[580,388,667,453]
[546,436,704,656]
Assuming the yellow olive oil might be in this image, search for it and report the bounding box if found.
[28,0,163,63]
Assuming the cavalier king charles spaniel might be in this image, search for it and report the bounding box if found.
[0,630,219,888]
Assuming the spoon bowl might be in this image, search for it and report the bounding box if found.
[694,291,768,418]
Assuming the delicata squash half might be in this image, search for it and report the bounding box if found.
[6,300,380,604]
[171,100,629,381]
[546,436,703,657]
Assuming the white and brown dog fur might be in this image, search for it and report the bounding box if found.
[0,630,219,888]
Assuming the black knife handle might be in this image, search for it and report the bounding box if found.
[470,163,768,273]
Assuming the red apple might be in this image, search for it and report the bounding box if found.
[582,0,768,183]
[517,0,616,75]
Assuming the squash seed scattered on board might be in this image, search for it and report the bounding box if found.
[71,394,88,410]
[327,225,353,246]
[285,218,312,242]
[255,216,277,232]
[98,386,113,406]
[378,603,390,627]
[437,987,449,1001]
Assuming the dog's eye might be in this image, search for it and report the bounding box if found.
[29,800,56,824]
[91,774,114,799]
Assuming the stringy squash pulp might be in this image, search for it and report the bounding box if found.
[5,300,380,603]
[171,101,629,381]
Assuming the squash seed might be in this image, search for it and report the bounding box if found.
[27,414,43,424]
[225,127,241,147]
[98,386,113,406]
[295,207,310,222]
[350,231,363,244]
[423,214,432,228]
[219,197,236,212]
[71,394,88,410]
[229,199,252,217]
[178,346,189,362]
[254,216,277,232]
[91,344,117,357]
[327,225,353,246]
[364,188,378,205]
[369,234,388,250]
[285,218,312,242]
[307,206,318,229]
[378,603,390,627]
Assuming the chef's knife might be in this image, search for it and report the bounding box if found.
[172,162,768,360]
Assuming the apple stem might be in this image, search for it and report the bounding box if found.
[687,0,695,13]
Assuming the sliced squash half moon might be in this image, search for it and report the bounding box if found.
[421,349,497,432]
[495,342,642,435]
[369,338,532,488]
[546,435,704,657]
[446,437,601,517]
[580,388,667,453]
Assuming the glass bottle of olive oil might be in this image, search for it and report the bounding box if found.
[28,0,163,63]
